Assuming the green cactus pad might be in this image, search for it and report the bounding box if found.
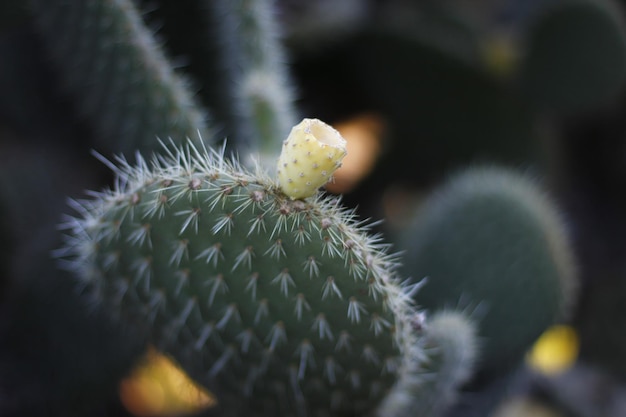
[399,167,577,375]
[134,0,296,156]
[30,0,211,155]
[62,143,427,417]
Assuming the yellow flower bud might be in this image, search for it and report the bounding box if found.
[276,118,347,199]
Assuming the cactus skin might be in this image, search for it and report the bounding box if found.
[399,167,577,376]
[62,142,432,417]
[30,0,211,155]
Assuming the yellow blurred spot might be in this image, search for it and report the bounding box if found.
[120,348,216,417]
[527,325,579,375]
[327,113,384,194]
[481,34,518,78]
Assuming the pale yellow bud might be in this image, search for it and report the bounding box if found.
[276,118,347,199]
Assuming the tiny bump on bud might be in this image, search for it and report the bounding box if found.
[189,177,202,190]
[130,193,141,205]
[279,203,291,216]
[221,185,234,196]
[250,190,265,202]
[291,200,306,212]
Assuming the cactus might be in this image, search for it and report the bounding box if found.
[395,167,579,416]
[60,119,477,416]
[29,0,212,155]
[130,0,297,158]
[399,167,577,376]
[208,0,298,156]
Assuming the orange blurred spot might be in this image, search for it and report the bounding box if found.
[382,185,424,230]
[326,114,385,193]
[120,348,216,417]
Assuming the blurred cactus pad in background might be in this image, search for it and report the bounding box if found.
[2,0,626,417]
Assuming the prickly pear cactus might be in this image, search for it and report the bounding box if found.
[62,120,437,417]
[399,167,577,376]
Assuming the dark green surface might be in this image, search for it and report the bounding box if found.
[520,0,626,113]
[30,0,211,156]
[400,167,575,375]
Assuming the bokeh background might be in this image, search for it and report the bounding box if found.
[2,0,626,416]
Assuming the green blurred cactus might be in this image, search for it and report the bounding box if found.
[396,167,578,417]
[380,310,478,417]
[399,167,577,377]
[29,0,212,155]
[209,0,297,155]
[128,0,297,158]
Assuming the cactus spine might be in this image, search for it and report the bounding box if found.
[61,130,463,416]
